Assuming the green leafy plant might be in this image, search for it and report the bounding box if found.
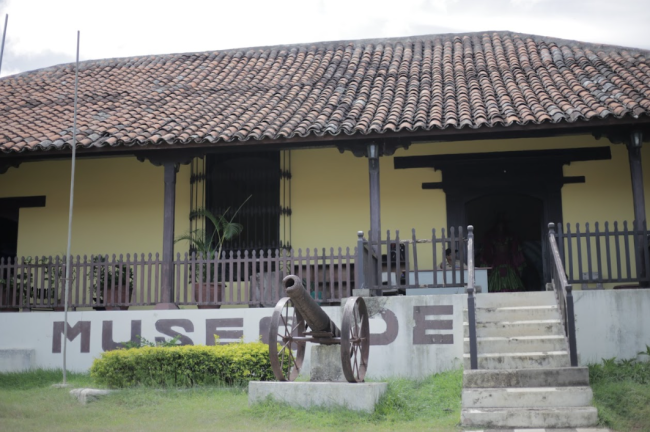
[121,335,181,349]
[175,196,251,282]
[1,257,76,307]
[638,344,650,357]
[91,256,134,305]
[589,353,650,430]
[90,340,275,388]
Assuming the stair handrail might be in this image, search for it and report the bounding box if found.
[548,223,578,367]
[466,225,478,369]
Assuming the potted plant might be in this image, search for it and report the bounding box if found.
[1,257,65,311]
[92,256,134,310]
[175,197,250,309]
[0,276,19,312]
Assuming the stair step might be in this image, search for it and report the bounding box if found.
[464,335,567,354]
[464,305,561,323]
[463,367,590,388]
[462,386,593,408]
[463,319,565,338]
[464,351,571,370]
[461,406,599,428]
[475,291,557,308]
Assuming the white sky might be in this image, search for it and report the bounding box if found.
[1,0,649,78]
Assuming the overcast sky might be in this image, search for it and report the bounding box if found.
[1,0,649,78]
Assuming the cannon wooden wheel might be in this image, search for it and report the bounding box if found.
[340,296,370,383]
[269,297,306,381]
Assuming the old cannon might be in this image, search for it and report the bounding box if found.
[268,275,370,383]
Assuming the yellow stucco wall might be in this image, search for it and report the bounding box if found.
[0,157,191,258]
[2,133,649,261]
[291,134,649,251]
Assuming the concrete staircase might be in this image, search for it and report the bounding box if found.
[461,291,600,429]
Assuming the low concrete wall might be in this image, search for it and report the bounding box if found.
[574,289,650,363]
[0,349,35,372]
[0,290,648,376]
[0,294,465,378]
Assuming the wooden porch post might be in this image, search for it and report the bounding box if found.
[627,130,647,282]
[156,161,179,309]
[141,151,199,309]
[367,142,381,296]
[368,142,381,246]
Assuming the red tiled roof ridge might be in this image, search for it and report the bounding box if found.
[6,30,649,80]
[1,30,650,153]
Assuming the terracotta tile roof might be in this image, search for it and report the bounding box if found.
[1,31,650,153]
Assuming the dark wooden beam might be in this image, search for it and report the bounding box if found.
[395,147,612,170]
[0,196,46,208]
[0,160,21,174]
[422,176,584,191]
[562,176,586,185]
[422,182,444,190]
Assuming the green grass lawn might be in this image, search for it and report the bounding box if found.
[4,359,649,432]
[0,369,462,432]
[589,355,650,432]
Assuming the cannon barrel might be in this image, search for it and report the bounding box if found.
[283,275,340,337]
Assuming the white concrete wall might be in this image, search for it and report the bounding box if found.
[0,294,465,379]
[1,291,648,376]
[573,289,650,363]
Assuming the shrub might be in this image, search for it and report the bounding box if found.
[90,341,275,388]
[588,354,650,386]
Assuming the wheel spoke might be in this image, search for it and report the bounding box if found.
[290,316,301,335]
[278,338,292,355]
[352,307,360,339]
[283,304,290,335]
[289,351,299,369]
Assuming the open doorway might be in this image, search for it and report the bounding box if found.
[0,196,46,262]
[466,194,544,291]
[0,215,18,261]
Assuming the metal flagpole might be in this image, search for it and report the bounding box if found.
[0,14,8,75]
[62,30,80,385]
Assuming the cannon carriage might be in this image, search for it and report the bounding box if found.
[268,275,370,383]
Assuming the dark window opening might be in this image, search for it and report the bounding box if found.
[205,152,281,253]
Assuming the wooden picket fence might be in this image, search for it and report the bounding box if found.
[0,248,356,310]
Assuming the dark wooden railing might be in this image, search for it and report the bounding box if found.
[548,223,578,367]
[466,226,478,370]
[358,227,467,292]
[555,221,650,287]
[0,248,355,311]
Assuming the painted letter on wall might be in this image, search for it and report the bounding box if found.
[206,318,244,345]
[155,319,194,346]
[412,305,453,345]
[102,320,142,351]
[52,321,91,353]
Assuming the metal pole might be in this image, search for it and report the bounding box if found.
[0,14,8,76]
[466,226,478,369]
[62,31,80,385]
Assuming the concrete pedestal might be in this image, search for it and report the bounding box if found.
[248,381,387,412]
[310,345,344,382]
